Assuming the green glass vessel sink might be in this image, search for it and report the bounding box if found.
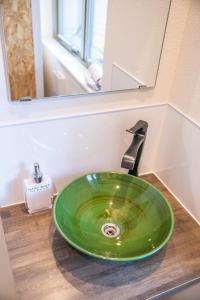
[53,172,174,261]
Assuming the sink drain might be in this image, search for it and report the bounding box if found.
[101,223,120,238]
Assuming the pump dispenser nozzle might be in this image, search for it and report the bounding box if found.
[33,162,43,183]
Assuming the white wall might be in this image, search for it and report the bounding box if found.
[153,0,200,223]
[155,106,200,222]
[0,105,166,206]
[168,0,200,125]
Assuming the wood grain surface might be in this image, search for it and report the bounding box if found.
[1,174,200,300]
[1,0,36,100]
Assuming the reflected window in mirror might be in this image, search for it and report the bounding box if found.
[56,0,108,91]
[57,0,108,66]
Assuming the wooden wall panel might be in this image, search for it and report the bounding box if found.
[1,0,36,100]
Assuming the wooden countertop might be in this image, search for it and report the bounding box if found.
[1,174,200,300]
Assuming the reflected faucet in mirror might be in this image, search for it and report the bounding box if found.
[0,0,171,101]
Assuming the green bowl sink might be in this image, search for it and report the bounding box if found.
[53,172,174,261]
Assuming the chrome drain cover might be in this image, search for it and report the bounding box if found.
[101,223,120,238]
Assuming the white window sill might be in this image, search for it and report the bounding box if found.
[42,38,93,93]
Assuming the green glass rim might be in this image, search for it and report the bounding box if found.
[53,171,174,261]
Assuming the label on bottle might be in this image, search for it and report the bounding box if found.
[26,183,51,193]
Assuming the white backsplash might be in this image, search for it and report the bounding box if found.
[155,106,200,222]
[1,103,199,223]
[0,105,165,206]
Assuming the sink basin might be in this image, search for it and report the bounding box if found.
[53,172,174,261]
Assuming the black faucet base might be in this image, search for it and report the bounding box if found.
[128,169,137,176]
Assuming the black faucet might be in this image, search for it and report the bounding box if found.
[121,120,148,176]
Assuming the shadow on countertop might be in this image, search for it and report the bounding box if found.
[50,224,167,293]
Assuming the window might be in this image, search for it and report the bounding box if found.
[56,0,108,66]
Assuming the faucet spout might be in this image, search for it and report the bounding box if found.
[121,120,148,176]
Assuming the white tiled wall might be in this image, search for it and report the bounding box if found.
[1,104,200,223]
[0,0,200,225]
[0,105,165,206]
[155,106,200,222]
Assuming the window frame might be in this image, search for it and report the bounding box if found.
[55,0,103,67]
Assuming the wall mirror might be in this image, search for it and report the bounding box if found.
[0,0,171,101]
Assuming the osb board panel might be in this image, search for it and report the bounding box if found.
[1,0,36,100]
[1,174,200,300]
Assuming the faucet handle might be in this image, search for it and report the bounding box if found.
[126,120,148,135]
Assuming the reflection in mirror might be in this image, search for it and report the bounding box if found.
[0,0,171,101]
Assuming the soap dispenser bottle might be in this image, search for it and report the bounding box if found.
[24,162,53,214]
